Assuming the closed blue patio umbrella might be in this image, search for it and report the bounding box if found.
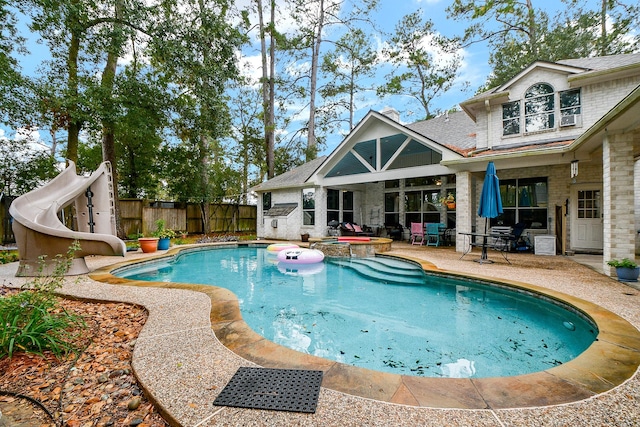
[477,161,503,262]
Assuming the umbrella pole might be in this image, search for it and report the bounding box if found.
[482,218,489,261]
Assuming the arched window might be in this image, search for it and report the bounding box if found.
[524,83,554,132]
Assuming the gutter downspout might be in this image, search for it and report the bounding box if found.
[485,99,492,150]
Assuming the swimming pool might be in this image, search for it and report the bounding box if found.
[116,245,597,378]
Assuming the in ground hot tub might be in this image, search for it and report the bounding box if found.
[309,236,393,257]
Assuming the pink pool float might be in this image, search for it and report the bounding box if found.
[266,243,300,252]
[277,248,325,264]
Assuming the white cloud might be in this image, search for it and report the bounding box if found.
[239,54,265,83]
[414,0,444,5]
[14,127,41,143]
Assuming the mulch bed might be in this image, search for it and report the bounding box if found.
[0,290,168,427]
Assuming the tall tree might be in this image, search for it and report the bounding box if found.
[285,0,378,161]
[0,3,29,127]
[228,79,266,203]
[448,0,640,90]
[23,0,150,165]
[26,0,90,164]
[447,0,547,89]
[378,11,463,120]
[149,0,245,228]
[320,28,378,130]
[561,0,639,56]
[97,0,141,236]
[113,68,169,199]
[255,0,277,178]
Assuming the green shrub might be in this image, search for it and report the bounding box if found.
[0,250,19,264]
[152,219,175,239]
[0,242,86,358]
[607,258,638,269]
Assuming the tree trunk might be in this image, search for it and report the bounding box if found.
[525,0,538,58]
[100,0,125,238]
[599,0,608,56]
[66,27,81,165]
[306,0,324,161]
[267,0,276,177]
[257,0,276,179]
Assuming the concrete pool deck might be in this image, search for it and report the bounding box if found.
[1,243,639,426]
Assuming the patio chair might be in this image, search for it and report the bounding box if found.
[410,222,425,245]
[490,226,512,251]
[425,223,440,246]
[385,223,404,240]
[509,222,532,252]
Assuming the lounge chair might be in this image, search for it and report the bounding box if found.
[339,222,373,237]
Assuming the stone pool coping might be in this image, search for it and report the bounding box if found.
[89,242,640,412]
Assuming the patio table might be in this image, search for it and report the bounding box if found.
[459,231,511,264]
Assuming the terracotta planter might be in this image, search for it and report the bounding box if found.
[138,237,159,253]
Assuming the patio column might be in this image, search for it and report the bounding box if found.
[455,170,473,253]
[603,131,636,275]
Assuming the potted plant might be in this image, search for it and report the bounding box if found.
[607,258,639,282]
[153,219,175,250]
[439,192,456,210]
[138,236,159,253]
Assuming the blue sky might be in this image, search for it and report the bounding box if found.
[5,0,600,157]
[234,0,606,155]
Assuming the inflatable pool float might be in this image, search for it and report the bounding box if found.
[277,262,325,276]
[277,248,325,264]
[267,243,300,252]
[337,236,371,242]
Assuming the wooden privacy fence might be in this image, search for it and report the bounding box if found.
[0,197,256,243]
[120,199,257,237]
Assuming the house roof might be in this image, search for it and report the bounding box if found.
[250,156,327,192]
[253,54,640,189]
[557,53,640,71]
[405,111,477,154]
[569,83,640,155]
[264,203,298,216]
[461,53,640,119]
[310,110,468,185]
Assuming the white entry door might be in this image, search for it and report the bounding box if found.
[570,186,603,251]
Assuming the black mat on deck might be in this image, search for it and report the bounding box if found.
[213,367,323,413]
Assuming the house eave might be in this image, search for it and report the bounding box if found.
[442,145,574,171]
[568,62,640,87]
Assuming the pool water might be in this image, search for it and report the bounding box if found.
[118,245,597,378]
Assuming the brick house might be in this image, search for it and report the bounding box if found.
[252,53,640,276]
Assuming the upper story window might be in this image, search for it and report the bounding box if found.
[560,89,581,125]
[502,84,581,136]
[525,83,554,132]
[502,101,520,135]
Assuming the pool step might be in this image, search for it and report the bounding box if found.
[328,257,425,285]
